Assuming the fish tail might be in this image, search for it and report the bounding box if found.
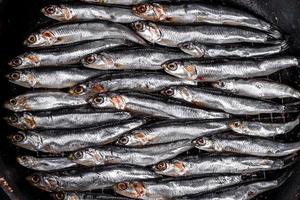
[282,101,300,113]
[268,27,282,40]
[280,40,289,51]
[275,170,294,186]
[280,154,299,168]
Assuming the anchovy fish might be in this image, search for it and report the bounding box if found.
[179,41,288,58]
[82,48,193,70]
[9,39,131,68]
[193,134,300,157]
[4,91,89,112]
[69,140,193,167]
[9,119,145,153]
[89,92,230,119]
[153,155,294,177]
[133,3,277,33]
[213,79,300,99]
[52,192,131,200]
[16,156,77,171]
[228,118,300,137]
[116,119,230,146]
[6,68,108,88]
[24,22,147,47]
[161,86,296,115]
[163,56,299,81]
[5,108,131,130]
[131,21,280,47]
[69,72,196,96]
[113,175,252,199]
[42,4,142,23]
[184,173,291,200]
[27,165,160,192]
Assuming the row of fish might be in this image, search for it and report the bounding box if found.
[5,1,300,200]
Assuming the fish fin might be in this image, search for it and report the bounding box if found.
[276,170,294,186]
[281,154,299,168]
[280,40,289,51]
[283,101,300,112]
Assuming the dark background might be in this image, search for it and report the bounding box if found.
[0,0,299,199]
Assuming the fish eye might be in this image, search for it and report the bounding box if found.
[93,96,104,104]
[9,72,21,80]
[44,5,56,14]
[10,58,23,67]
[166,63,178,71]
[27,34,37,44]
[196,138,206,146]
[73,85,85,95]
[8,115,18,123]
[155,162,167,171]
[54,193,65,200]
[219,81,225,87]
[31,175,41,184]
[20,156,28,162]
[135,4,148,13]
[9,98,17,105]
[84,55,96,64]
[118,136,129,145]
[11,133,25,143]
[182,43,192,49]
[133,22,144,31]
[233,121,241,127]
[117,182,128,191]
[164,88,174,96]
[73,151,83,159]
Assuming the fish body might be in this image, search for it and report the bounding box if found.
[5,108,131,130]
[82,48,193,70]
[193,134,300,157]
[69,72,197,96]
[69,140,193,167]
[116,119,230,146]
[16,156,77,171]
[163,56,299,81]
[179,41,288,58]
[80,0,152,5]
[89,92,230,119]
[27,165,159,192]
[131,21,280,47]
[9,119,145,153]
[52,192,131,200]
[133,3,277,33]
[6,68,108,88]
[24,22,147,47]
[4,91,89,112]
[213,79,300,99]
[161,86,293,115]
[42,4,142,23]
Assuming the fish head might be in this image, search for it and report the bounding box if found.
[163,60,196,80]
[70,81,107,96]
[8,131,42,151]
[89,93,126,110]
[8,53,41,69]
[51,193,79,200]
[161,86,191,101]
[131,21,161,44]
[113,182,146,199]
[4,95,29,112]
[42,5,73,21]
[82,53,115,70]
[116,131,149,146]
[133,3,166,21]
[228,120,246,133]
[69,148,105,166]
[26,173,60,192]
[24,31,56,47]
[153,160,186,177]
[4,112,36,130]
[178,42,206,58]
[16,155,37,169]
[192,136,215,152]
[6,70,38,87]
[212,80,234,91]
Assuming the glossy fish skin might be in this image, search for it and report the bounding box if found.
[4,91,89,112]
[113,175,246,199]
[228,118,300,137]
[9,39,131,69]
[52,192,131,200]
[89,92,230,119]
[42,4,142,23]
[69,72,197,96]
[5,108,131,130]
[116,119,230,146]
[80,0,151,5]
[69,140,193,167]
[193,134,300,157]
[163,56,299,81]
[179,41,288,58]
[131,21,280,48]
[9,119,145,153]
[82,48,192,70]
[16,156,77,171]
[27,165,160,192]
[213,79,300,99]
[24,22,147,47]
[6,68,107,89]
[161,86,292,115]
[153,155,292,177]
[133,3,276,33]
